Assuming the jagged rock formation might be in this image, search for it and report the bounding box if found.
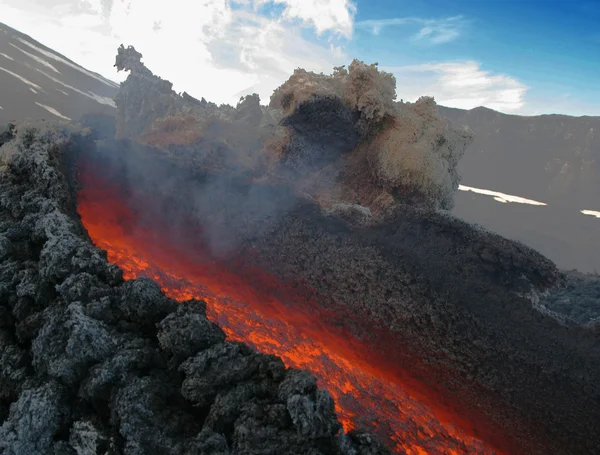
[0,122,390,455]
[113,45,473,213]
[113,45,277,177]
[268,64,473,211]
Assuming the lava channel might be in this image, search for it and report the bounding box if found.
[77,162,511,455]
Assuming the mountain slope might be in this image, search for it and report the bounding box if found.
[0,22,118,125]
[440,105,600,207]
[440,105,600,271]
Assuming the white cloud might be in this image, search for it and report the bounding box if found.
[77,0,104,15]
[356,15,466,44]
[0,0,351,105]
[253,0,356,37]
[386,61,528,113]
[5,2,591,116]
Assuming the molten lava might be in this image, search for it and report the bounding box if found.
[77,162,511,455]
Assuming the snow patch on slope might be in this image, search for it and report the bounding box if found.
[9,42,60,74]
[35,68,116,108]
[581,210,600,219]
[458,185,547,206]
[35,102,71,120]
[17,37,118,88]
[0,65,42,91]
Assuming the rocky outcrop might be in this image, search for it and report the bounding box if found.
[112,46,473,213]
[0,121,389,455]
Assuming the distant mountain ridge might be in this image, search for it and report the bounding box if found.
[440,105,600,272]
[440,105,600,208]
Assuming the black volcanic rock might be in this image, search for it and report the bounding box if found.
[0,122,15,146]
[0,122,389,455]
[279,94,363,172]
[540,269,600,325]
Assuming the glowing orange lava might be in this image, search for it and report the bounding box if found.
[77,162,513,455]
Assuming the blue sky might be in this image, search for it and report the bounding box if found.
[0,0,598,115]
[348,0,600,115]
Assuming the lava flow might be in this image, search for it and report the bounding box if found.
[77,162,510,455]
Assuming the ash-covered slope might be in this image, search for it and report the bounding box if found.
[0,22,118,125]
[91,46,600,455]
[0,123,388,454]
